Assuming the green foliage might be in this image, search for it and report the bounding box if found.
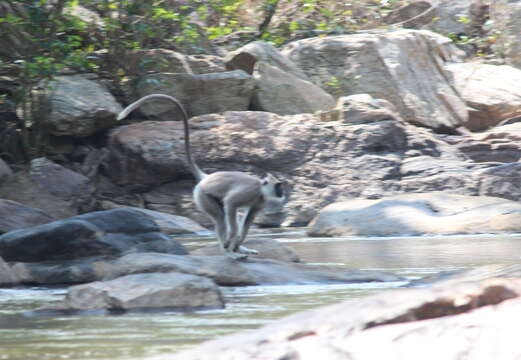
[0,0,407,163]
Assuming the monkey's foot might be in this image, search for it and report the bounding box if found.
[238,246,258,255]
[225,250,248,260]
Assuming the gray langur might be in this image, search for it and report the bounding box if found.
[117,94,286,260]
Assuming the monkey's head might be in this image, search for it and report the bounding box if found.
[261,173,287,206]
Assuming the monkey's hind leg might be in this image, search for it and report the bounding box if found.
[235,206,262,255]
[193,186,233,255]
[223,203,249,260]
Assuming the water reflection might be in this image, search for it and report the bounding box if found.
[0,231,520,359]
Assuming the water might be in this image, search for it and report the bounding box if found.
[1,230,521,359]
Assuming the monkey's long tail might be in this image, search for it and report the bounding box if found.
[117,94,207,181]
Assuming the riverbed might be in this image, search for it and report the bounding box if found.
[1,229,521,360]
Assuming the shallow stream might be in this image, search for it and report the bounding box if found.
[2,229,521,359]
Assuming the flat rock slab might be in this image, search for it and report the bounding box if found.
[0,199,55,235]
[190,238,300,263]
[171,275,521,360]
[309,192,521,237]
[11,253,401,286]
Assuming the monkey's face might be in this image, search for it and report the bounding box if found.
[261,174,288,206]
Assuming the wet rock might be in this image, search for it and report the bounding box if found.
[0,158,12,184]
[191,238,300,263]
[0,256,18,286]
[0,199,55,234]
[10,253,401,286]
[309,192,521,237]
[172,276,521,360]
[63,272,224,312]
[0,208,188,263]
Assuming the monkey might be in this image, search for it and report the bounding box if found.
[117,94,286,260]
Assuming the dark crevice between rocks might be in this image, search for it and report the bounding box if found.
[287,331,316,341]
[364,284,519,330]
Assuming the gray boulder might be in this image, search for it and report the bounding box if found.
[0,199,55,234]
[309,192,521,237]
[250,61,335,115]
[0,208,188,262]
[282,29,467,132]
[446,63,521,131]
[131,70,255,120]
[0,157,95,218]
[63,272,224,312]
[490,0,521,69]
[39,74,122,137]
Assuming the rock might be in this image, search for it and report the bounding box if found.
[0,199,55,234]
[105,110,487,226]
[309,192,521,237]
[490,0,521,69]
[282,29,467,132]
[476,163,521,201]
[191,238,300,263]
[224,40,309,80]
[123,49,225,75]
[11,252,401,286]
[0,158,12,184]
[383,1,435,29]
[446,63,521,131]
[250,61,335,115]
[318,94,401,124]
[171,276,521,360]
[0,158,95,218]
[0,208,188,262]
[39,74,122,137]
[124,207,207,235]
[0,256,18,286]
[63,272,224,312]
[131,70,255,120]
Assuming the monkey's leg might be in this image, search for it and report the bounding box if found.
[235,206,262,255]
[194,187,229,252]
[224,204,248,259]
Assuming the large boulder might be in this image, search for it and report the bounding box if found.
[309,192,521,237]
[0,157,95,218]
[250,61,335,115]
[490,0,521,69]
[282,29,468,132]
[172,274,521,360]
[224,40,309,80]
[10,252,401,286]
[39,74,122,137]
[62,272,224,312]
[123,49,225,75]
[446,63,521,131]
[0,199,55,234]
[0,208,188,262]
[131,70,255,120]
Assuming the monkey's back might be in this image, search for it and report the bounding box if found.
[197,171,263,206]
